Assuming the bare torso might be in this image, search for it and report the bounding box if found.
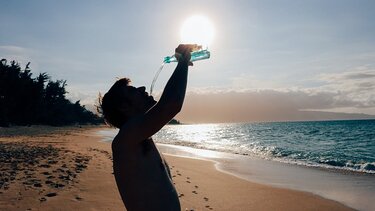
[112,136,180,211]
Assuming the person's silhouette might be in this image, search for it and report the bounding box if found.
[101,44,198,211]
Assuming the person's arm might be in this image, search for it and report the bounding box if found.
[115,44,196,146]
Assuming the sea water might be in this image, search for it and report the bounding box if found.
[163,49,210,63]
[153,119,375,174]
[98,119,375,173]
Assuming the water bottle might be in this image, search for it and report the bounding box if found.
[151,48,210,95]
[163,49,210,63]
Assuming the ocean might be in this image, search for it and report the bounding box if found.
[99,119,375,174]
[97,119,375,210]
[152,119,375,174]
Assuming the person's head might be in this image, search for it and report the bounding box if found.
[101,78,157,128]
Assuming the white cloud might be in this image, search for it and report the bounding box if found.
[316,68,375,108]
[176,89,374,123]
[171,67,375,122]
[0,45,37,68]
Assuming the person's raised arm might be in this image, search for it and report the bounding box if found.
[157,44,196,112]
[117,44,197,145]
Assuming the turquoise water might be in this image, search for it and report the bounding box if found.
[153,120,375,174]
[98,119,375,174]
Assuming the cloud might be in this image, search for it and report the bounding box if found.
[0,45,36,66]
[0,45,28,53]
[319,69,375,81]
[316,68,375,108]
[174,89,374,123]
[172,68,375,123]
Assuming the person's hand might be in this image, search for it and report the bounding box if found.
[175,44,201,66]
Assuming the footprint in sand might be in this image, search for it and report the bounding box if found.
[75,195,83,201]
[33,183,42,188]
[206,206,213,210]
[45,192,57,197]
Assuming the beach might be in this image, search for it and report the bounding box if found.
[0,126,354,211]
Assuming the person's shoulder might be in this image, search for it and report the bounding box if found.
[111,117,142,150]
[112,125,130,146]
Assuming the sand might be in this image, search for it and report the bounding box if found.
[0,126,354,211]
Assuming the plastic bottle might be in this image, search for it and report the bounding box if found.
[163,49,210,63]
[151,48,210,95]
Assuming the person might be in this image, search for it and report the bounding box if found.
[101,44,198,211]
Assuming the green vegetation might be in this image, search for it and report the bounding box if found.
[0,59,102,127]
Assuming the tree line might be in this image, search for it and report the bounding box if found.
[0,59,102,127]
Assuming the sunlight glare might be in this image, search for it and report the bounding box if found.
[180,15,214,48]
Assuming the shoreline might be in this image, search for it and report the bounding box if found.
[164,155,353,211]
[0,126,356,210]
[157,143,375,211]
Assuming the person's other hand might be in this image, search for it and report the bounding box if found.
[175,44,201,66]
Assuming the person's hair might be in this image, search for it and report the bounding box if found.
[100,78,132,128]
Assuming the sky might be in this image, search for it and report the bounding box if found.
[1,0,375,123]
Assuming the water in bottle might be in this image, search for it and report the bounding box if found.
[164,49,210,63]
[150,48,210,96]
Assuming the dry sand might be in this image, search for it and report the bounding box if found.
[0,126,354,211]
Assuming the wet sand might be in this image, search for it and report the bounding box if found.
[0,126,354,211]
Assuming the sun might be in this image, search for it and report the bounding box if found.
[180,15,214,48]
